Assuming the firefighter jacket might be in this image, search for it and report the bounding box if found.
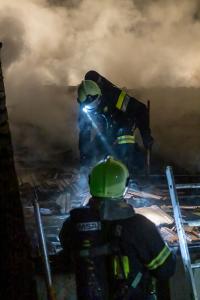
[78,70,154,166]
[59,198,176,300]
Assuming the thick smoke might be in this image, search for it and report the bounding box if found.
[0,0,200,171]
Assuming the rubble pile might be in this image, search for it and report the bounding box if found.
[16,158,200,255]
[18,166,91,255]
[126,182,200,247]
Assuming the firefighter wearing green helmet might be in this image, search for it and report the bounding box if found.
[59,157,176,300]
[77,70,154,176]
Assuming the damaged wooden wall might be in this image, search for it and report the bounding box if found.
[0,42,38,299]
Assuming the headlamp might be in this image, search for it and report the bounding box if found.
[83,106,89,113]
[82,95,101,113]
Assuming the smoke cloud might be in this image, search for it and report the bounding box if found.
[0,0,200,171]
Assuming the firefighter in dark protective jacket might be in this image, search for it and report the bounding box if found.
[77,70,154,176]
[59,156,176,300]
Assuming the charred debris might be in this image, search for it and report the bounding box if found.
[15,147,200,256]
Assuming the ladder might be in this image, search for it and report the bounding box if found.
[166,166,200,300]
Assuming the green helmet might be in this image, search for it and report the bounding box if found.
[77,80,102,108]
[89,156,129,199]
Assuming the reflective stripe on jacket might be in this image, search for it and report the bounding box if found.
[113,255,130,279]
[113,255,143,289]
[146,245,171,270]
[116,135,135,144]
[116,91,130,112]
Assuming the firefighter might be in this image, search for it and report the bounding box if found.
[59,156,176,300]
[77,70,154,176]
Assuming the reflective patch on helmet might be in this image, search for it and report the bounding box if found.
[77,221,101,232]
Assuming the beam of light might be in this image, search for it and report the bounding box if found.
[83,109,115,157]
